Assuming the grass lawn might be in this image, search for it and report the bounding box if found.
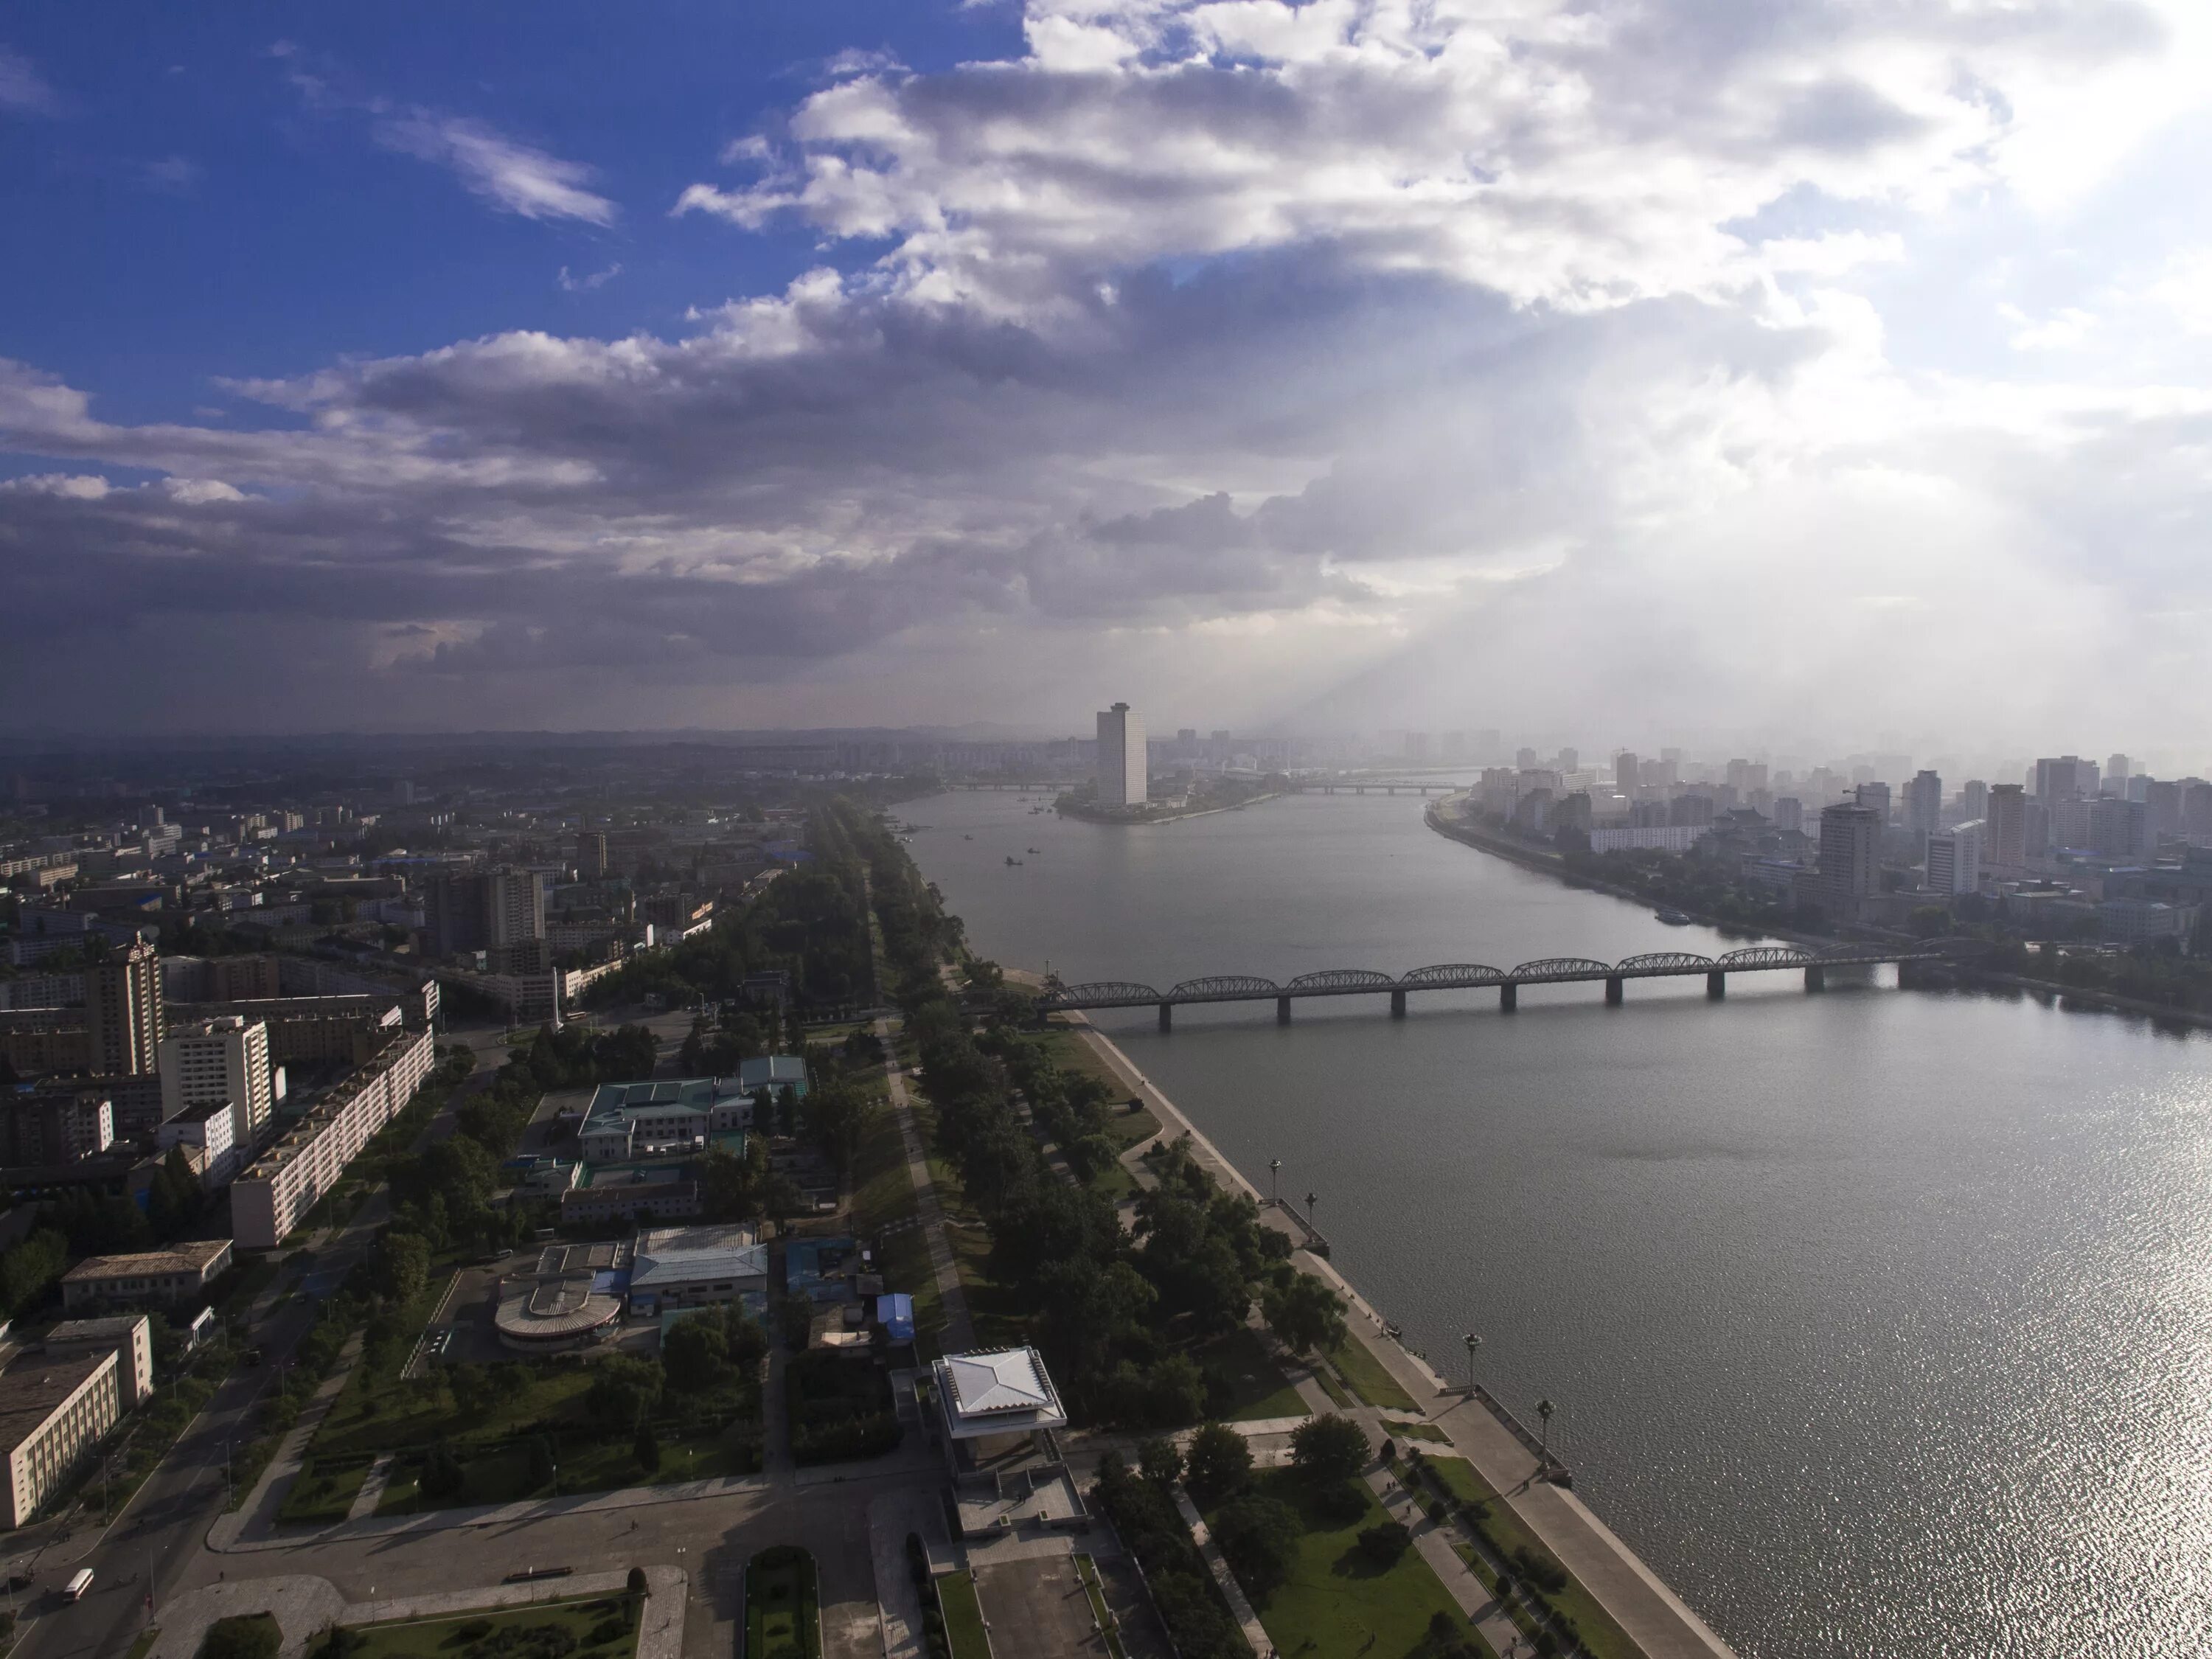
[1197,1327,1307,1422]
[1388,1420,1452,1444]
[1223,1469,1492,1659]
[1327,1334,1419,1412]
[1418,1455,1638,1659]
[345,1593,636,1658]
[935,1572,989,1659]
[1073,1556,1129,1659]
[745,1548,821,1659]
[276,1455,374,1524]
[319,1366,593,1461]
[1313,1367,1355,1411]
[850,1101,919,1234]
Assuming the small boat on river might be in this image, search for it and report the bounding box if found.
[1655,908,1694,925]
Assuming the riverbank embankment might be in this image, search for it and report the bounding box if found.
[1059,1011,1739,1659]
[1058,792,1284,827]
[1428,799,2212,1034]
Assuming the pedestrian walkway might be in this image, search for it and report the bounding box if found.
[347,1453,394,1520]
[148,1565,686,1659]
[1069,1016,1737,1659]
[207,1330,365,1551]
[875,1015,975,1352]
[1367,1467,1522,1658]
[1171,1488,1267,1657]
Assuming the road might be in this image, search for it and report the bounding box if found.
[9,1032,502,1659]
[9,1005,718,1656]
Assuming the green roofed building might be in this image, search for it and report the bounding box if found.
[575,1056,806,1163]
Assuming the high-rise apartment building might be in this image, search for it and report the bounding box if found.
[2034,756,2096,802]
[575,832,609,882]
[1904,771,1943,838]
[425,868,546,959]
[1615,752,1639,796]
[1855,781,1892,824]
[1773,797,1804,835]
[2105,754,2130,792]
[1926,824,1982,896]
[1960,779,1989,822]
[1986,784,2028,868]
[159,1016,274,1141]
[1095,703,1147,809]
[2146,780,2184,841]
[85,940,163,1079]
[1818,804,1883,922]
[2088,797,2148,860]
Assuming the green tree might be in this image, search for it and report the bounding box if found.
[375,1231,431,1304]
[803,1079,876,1178]
[1357,1520,1413,1567]
[634,1421,661,1475]
[1214,1493,1301,1599]
[447,1363,489,1419]
[1137,1436,1183,1487]
[585,1355,664,1425]
[1182,1421,1253,1506]
[663,1316,731,1393]
[198,1613,282,1659]
[1262,1273,1347,1357]
[1290,1413,1369,1484]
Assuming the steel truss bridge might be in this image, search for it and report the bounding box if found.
[1039,939,1984,1028]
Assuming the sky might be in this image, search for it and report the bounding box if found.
[2,0,2210,767]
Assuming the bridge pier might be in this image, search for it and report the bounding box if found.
[1706,971,1726,1000]
[1805,965,1825,992]
[1604,975,1624,1006]
[1276,995,1292,1025]
[1158,1003,1172,1032]
[1500,983,1517,1012]
[1389,990,1407,1018]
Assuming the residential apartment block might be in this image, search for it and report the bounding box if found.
[228,1025,434,1248]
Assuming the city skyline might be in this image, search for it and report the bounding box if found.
[4,2,2210,743]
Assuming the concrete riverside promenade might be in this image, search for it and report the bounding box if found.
[1064,1012,1740,1659]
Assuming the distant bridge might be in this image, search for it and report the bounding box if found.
[1039,939,1983,1028]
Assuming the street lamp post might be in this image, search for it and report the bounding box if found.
[1268,1158,1281,1208]
[1536,1398,1556,1461]
[1305,1192,1318,1234]
[1462,1332,1482,1397]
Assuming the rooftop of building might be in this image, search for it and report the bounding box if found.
[933,1346,1068,1436]
[630,1223,768,1289]
[169,1098,234,1125]
[46,1315,148,1343]
[0,1350,111,1452]
[60,1239,230,1282]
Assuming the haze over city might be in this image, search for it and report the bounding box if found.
[5,1,2211,747]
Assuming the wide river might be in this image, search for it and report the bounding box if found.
[905,789,2212,1659]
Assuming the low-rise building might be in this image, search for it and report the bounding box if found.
[576,1076,762,1162]
[229,1025,434,1248]
[60,1240,233,1310]
[625,1224,768,1315]
[0,1346,121,1528]
[45,1314,153,1407]
[932,1346,1069,1464]
[557,1175,701,1228]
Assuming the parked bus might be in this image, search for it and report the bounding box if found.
[63,1568,93,1601]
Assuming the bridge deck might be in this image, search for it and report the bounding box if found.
[1040,942,1975,1009]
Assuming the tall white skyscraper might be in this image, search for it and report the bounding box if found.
[159,1016,274,1141]
[1096,703,1147,808]
[1818,804,1882,922]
